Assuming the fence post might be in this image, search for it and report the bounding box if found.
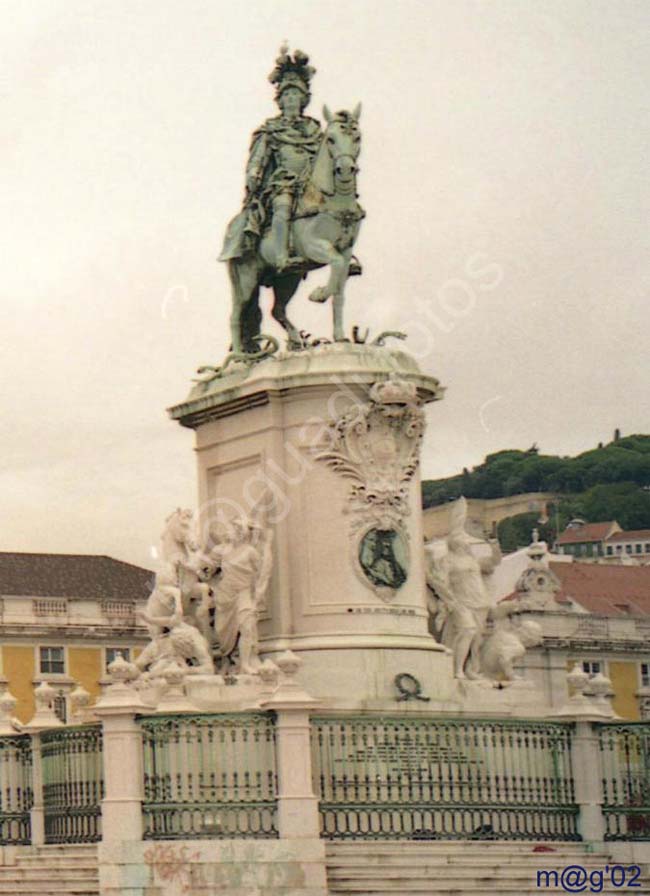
[23,681,64,846]
[262,652,321,839]
[28,735,45,847]
[554,664,612,843]
[93,657,145,844]
[572,720,606,842]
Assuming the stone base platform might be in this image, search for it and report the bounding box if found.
[261,635,456,710]
[156,643,552,717]
[99,838,327,896]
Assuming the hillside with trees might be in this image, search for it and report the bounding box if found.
[421,434,650,552]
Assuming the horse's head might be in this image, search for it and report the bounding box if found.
[162,508,196,557]
[311,104,361,196]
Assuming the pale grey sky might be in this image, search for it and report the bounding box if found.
[2,1,649,568]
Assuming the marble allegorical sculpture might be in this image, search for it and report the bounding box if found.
[219,44,365,353]
[136,504,273,682]
[479,617,543,682]
[425,497,501,680]
[204,511,273,675]
[141,508,212,637]
[426,509,547,684]
[134,616,214,681]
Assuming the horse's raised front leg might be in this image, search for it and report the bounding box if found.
[305,239,345,305]
[304,240,350,340]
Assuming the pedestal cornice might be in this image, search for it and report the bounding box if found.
[168,342,444,430]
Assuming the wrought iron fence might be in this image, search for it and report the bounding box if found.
[597,722,650,841]
[0,734,32,844]
[140,713,278,839]
[41,724,103,843]
[312,715,579,841]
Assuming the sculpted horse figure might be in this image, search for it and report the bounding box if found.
[141,508,213,637]
[225,106,364,353]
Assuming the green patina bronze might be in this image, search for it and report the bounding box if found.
[219,45,364,354]
[359,528,408,591]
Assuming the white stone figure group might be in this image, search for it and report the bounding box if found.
[479,618,542,681]
[204,515,273,674]
[425,497,541,683]
[136,499,273,684]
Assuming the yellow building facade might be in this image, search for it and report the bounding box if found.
[0,553,151,722]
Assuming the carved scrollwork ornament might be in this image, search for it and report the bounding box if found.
[315,375,424,598]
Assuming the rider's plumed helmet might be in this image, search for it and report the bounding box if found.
[269,43,315,104]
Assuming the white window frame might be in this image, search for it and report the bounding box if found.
[38,645,65,676]
[641,662,650,689]
[582,660,603,677]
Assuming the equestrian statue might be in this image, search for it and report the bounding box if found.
[219,45,364,353]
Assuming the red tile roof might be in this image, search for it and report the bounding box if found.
[556,522,618,545]
[0,553,153,601]
[605,529,650,543]
[549,561,650,616]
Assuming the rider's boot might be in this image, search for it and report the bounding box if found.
[270,199,291,271]
[270,195,302,272]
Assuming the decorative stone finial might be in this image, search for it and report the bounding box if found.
[275,650,302,678]
[258,660,281,698]
[94,655,145,713]
[588,672,616,717]
[34,680,55,708]
[24,681,64,731]
[70,684,91,709]
[70,685,97,724]
[0,688,19,735]
[155,661,195,713]
[0,689,17,716]
[107,654,138,685]
[567,663,589,696]
[552,663,614,720]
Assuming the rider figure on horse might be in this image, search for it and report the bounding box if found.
[219,46,321,270]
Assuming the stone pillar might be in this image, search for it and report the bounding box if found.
[22,681,65,847]
[28,735,45,847]
[262,652,321,839]
[572,720,606,842]
[552,665,608,843]
[93,657,145,844]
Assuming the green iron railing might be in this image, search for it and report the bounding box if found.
[312,716,579,841]
[140,713,278,839]
[41,724,103,844]
[0,734,32,844]
[597,722,650,841]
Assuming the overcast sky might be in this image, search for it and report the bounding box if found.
[2,1,649,568]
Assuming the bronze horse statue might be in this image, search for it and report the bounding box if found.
[224,106,364,353]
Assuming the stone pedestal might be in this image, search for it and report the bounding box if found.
[169,343,453,707]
